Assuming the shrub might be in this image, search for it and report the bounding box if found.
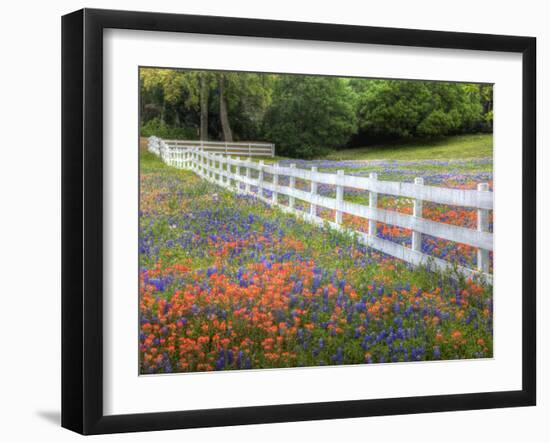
[140,118,197,140]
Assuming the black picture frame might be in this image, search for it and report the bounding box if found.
[62,8,536,435]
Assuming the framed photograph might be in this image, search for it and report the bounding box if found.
[62,8,536,435]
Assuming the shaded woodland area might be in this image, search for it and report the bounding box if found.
[140,68,493,158]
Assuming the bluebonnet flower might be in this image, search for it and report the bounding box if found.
[331,347,344,365]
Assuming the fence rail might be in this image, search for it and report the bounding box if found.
[148,136,493,282]
[161,138,275,157]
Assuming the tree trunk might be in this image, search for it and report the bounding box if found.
[200,74,209,141]
[160,98,166,125]
[219,75,233,142]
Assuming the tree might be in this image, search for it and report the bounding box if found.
[139,68,492,152]
[222,73,275,141]
[199,73,210,140]
[139,68,202,138]
[479,84,493,131]
[264,76,358,158]
[218,74,233,142]
[209,72,275,142]
[355,80,484,140]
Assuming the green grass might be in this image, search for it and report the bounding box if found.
[246,155,287,164]
[319,134,493,161]
[142,134,493,164]
[140,150,175,173]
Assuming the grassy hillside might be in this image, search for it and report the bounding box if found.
[320,134,493,161]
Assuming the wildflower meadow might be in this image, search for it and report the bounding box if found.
[139,146,493,374]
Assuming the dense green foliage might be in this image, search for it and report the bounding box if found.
[264,76,357,158]
[140,117,196,140]
[140,68,493,158]
[353,80,490,139]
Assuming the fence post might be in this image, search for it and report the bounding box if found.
[412,177,424,252]
[289,164,296,210]
[214,155,217,181]
[245,157,251,193]
[258,161,264,199]
[226,157,232,189]
[477,183,490,274]
[310,166,318,218]
[235,157,241,192]
[212,155,216,181]
[219,155,225,186]
[209,154,213,180]
[224,156,228,184]
[219,155,224,185]
[209,154,213,179]
[272,163,279,204]
[249,143,252,156]
[335,170,344,225]
[368,172,378,237]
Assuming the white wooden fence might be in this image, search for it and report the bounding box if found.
[161,138,275,157]
[148,136,493,282]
